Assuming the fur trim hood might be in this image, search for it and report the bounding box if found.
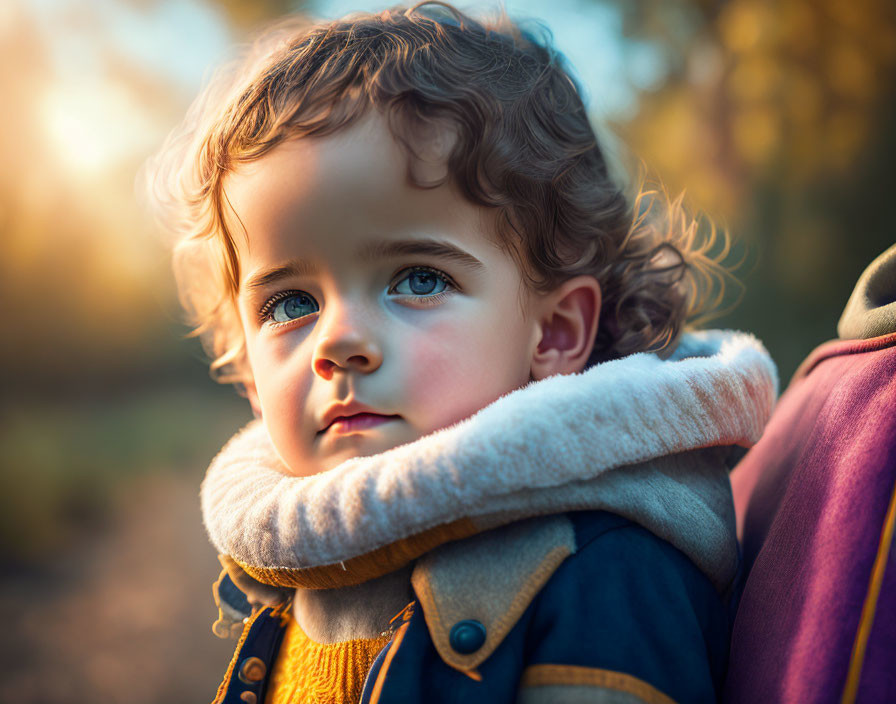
[201,329,778,593]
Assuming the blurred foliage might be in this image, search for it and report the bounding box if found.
[611,0,896,379]
[1,0,894,564]
[0,379,252,564]
[215,0,301,28]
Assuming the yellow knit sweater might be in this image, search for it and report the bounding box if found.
[265,613,392,704]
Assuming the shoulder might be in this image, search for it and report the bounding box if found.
[523,510,730,703]
[537,511,729,651]
[556,510,724,600]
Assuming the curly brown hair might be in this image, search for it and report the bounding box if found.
[142,0,735,386]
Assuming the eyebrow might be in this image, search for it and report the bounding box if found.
[242,238,486,293]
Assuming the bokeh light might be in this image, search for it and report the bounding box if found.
[43,80,157,174]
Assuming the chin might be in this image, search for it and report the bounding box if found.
[324,434,416,470]
[282,423,422,476]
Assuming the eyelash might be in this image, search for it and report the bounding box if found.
[256,266,458,326]
[257,290,315,326]
[389,265,457,302]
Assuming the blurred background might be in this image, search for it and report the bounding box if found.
[1,0,894,701]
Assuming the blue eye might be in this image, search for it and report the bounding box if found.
[391,267,452,297]
[261,291,319,324]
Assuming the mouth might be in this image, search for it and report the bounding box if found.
[319,413,401,435]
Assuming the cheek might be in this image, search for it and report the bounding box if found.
[251,344,310,423]
[401,317,530,431]
[253,359,315,475]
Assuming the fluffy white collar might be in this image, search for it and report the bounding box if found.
[201,329,777,592]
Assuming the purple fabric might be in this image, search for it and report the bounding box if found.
[724,332,896,704]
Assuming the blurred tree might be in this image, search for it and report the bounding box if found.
[0,5,210,399]
[0,1,251,561]
[214,0,306,30]
[607,0,896,379]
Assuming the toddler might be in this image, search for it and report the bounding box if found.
[143,3,778,703]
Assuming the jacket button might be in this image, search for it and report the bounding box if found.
[238,656,267,684]
[449,620,486,654]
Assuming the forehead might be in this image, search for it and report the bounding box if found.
[221,110,495,271]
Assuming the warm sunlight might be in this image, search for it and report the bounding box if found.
[43,79,156,175]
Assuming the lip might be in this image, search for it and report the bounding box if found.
[318,400,400,434]
[326,413,400,434]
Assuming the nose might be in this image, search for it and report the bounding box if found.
[311,299,383,379]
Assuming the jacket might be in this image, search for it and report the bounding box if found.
[725,244,896,703]
[214,509,733,704]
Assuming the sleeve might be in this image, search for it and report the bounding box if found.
[517,515,730,704]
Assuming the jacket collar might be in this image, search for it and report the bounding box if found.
[212,514,577,674]
[411,513,576,673]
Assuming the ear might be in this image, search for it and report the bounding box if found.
[529,275,601,381]
[242,379,263,420]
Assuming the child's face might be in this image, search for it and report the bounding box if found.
[225,111,543,477]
